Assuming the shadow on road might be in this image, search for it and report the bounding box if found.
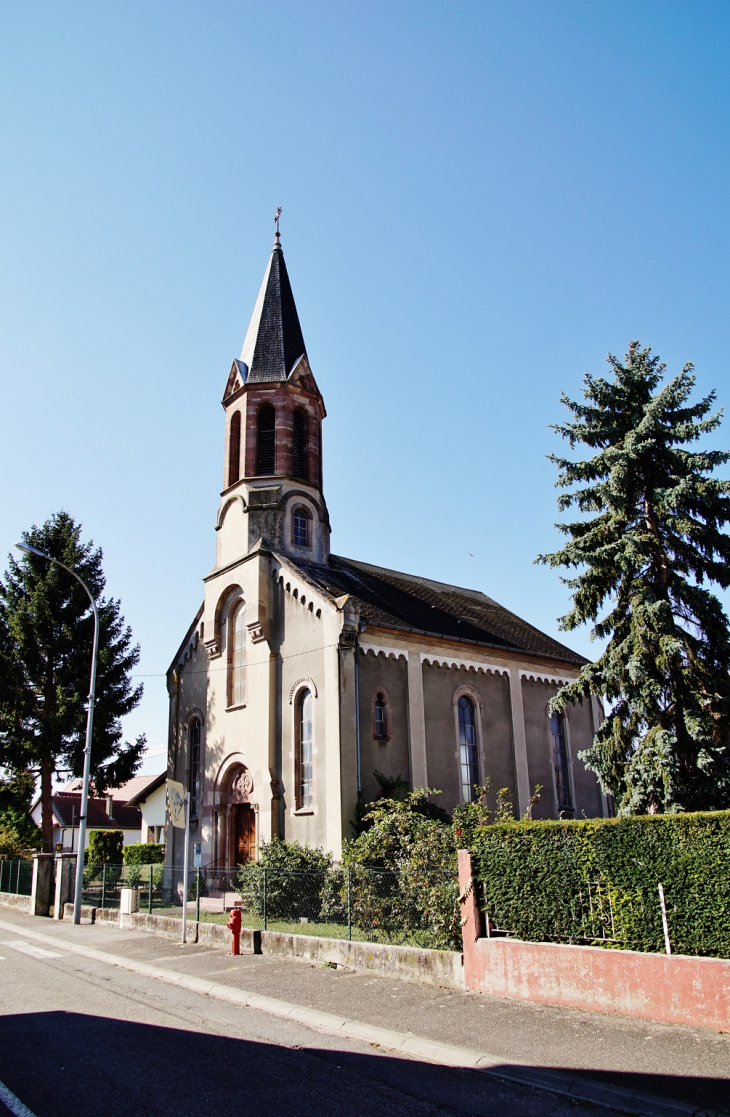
[0,1011,727,1117]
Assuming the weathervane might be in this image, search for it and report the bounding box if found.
[274,206,282,241]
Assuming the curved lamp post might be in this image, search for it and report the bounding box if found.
[15,542,99,926]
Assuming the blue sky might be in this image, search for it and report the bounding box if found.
[2,1,729,775]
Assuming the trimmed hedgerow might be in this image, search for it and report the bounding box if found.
[122,842,165,866]
[469,811,730,958]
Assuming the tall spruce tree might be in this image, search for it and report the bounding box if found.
[0,512,145,850]
[538,342,730,814]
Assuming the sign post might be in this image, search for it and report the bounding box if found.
[167,780,190,945]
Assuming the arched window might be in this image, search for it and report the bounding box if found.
[373,691,389,740]
[292,409,309,480]
[550,713,573,812]
[228,411,241,487]
[296,688,313,809]
[458,695,478,803]
[256,404,276,475]
[292,506,309,547]
[189,717,201,819]
[228,600,246,707]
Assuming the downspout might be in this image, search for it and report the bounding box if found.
[354,621,366,810]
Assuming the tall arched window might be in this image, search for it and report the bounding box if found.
[292,506,309,547]
[458,695,478,803]
[292,409,309,480]
[189,717,201,818]
[256,404,276,475]
[550,713,573,812]
[228,411,241,487]
[296,688,313,809]
[228,600,246,707]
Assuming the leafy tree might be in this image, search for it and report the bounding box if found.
[0,768,39,849]
[87,829,124,864]
[538,342,730,814]
[0,512,145,851]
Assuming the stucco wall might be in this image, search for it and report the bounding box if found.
[357,650,410,806]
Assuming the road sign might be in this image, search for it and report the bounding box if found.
[167,780,186,829]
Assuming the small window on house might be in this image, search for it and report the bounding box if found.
[550,713,573,811]
[189,717,201,819]
[228,410,241,487]
[256,404,276,475]
[374,692,388,740]
[296,689,313,809]
[292,409,309,480]
[458,695,479,803]
[228,600,246,706]
[292,507,309,547]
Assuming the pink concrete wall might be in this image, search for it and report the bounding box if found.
[458,850,730,1031]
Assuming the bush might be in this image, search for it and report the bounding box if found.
[469,811,730,957]
[87,829,123,864]
[122,842,165,866]
[0,825,34,860]
[236,837,334,922]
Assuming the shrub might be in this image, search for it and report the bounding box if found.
[236,837,334,922]
[122,842,165,866]
[87,829,123,864]
[469,811,730,957]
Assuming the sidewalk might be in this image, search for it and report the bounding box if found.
[1,908,728,1116]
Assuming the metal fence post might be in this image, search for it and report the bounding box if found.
[149,865,153,915]
[16,859,21,895]
[347,866,352,941]
[101,863,106,909]
[196,868,201,923]
[263,867,267,931]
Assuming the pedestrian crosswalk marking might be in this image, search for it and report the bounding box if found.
[1,940,63,960]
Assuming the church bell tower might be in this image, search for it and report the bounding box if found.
[215,221,330,568]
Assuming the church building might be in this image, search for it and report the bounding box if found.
[166,228,608,869]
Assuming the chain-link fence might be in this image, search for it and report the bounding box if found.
[82,862,461,950]
[0,860,32,896]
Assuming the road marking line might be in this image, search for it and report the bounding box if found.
[0,1078,38,1117]
[0,918,709,1117]
[1,940,63,960]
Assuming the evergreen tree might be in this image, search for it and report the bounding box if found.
[0,512,145,850]
[538,342,730,814]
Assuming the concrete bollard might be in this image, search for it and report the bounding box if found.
[30,853,55,917]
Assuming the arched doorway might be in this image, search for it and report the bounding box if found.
[218,765,257,867]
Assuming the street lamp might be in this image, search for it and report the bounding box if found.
[15,542,99,926]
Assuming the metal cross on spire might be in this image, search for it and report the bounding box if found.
[274,206,282,241]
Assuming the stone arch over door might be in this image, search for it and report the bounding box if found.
[216,762,258,868]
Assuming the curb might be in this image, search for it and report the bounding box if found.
[0,917,719,1117]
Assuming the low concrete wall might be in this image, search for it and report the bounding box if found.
[259,931,464,990]
[458,849,730,1031]
[0,892,31,913]
[58,904,463,988]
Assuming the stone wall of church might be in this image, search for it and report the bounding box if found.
[276,576,330,851]
[356,651,410,808]
[521,678,604,819]
[166,615,209,868]
[420,663,517,817]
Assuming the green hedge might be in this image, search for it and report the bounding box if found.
[470,811,730,958]
[122,842,165,866]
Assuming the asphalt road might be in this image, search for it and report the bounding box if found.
[0,910,727,1117]
[0,928,608,1117]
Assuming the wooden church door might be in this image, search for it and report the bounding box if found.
[234,804,256,864]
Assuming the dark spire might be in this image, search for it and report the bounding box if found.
[239,224,307,383]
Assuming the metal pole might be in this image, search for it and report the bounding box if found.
[347,866,351,941]
[263,867,267,931]
[196,868,201,923]
[658,883,672,955]
[181,793,191,944]
[149,864,153,915]
[101,863,106,909]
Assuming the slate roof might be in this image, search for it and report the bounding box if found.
[239,237,307,383]
[288,554,586,666]
[52,793,142,830]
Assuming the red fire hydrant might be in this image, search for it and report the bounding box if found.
[227,904,242,955]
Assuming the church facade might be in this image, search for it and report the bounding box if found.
[166,231,608,869]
